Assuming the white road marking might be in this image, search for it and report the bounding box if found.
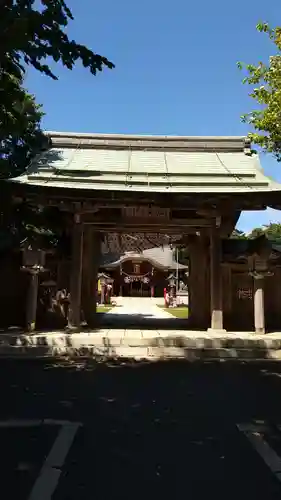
[0,419,81,500]
[0,419,42,427]
[237,423,281,482]
[45,423,80,468]
[28,422,81,500]
[237,422,269,433]
[28,468,61,500]
[43,418,82,427]
[0,419,82,428]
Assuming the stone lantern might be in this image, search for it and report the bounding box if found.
[21,247,46,332]
[167,273,176,288]
[167,273,177,306]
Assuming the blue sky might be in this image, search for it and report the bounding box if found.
[25,0,281,232]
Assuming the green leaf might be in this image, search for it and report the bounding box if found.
[237,22,281,160]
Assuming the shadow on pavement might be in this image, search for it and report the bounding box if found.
[98,312,188,329]
[2,358,281,499]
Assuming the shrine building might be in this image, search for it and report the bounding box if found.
[9,131,281,333]
[100,246,188,297]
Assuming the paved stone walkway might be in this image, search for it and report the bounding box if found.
[108,297,175,319]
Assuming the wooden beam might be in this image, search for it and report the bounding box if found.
[80,214,212,226]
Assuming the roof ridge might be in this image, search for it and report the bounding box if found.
[45,131,247,141]
[45,132,249,153]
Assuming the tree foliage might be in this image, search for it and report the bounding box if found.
[0,0,114,175]
[0,80,46,179]
[0,0,114,83]
[238,23,281,159]
[230,228,247,239]
[231,223,281,242]
[248,222,281,242]
[247,227,266,239]
[0,0,114,250]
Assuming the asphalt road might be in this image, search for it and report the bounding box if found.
[2,358,281,499]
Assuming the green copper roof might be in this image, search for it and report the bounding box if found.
[11,132,281,194]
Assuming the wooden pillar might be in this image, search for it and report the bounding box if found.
[57,260,70,290]
[209,226,224,331]
[68,217,84,329]
[82,228,100,328]
[188,235,209,329]
[273,268,281,328]
[222,265,232,313]
[26,271,39,332]
[253,276,265,334]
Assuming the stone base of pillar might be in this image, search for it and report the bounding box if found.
[211,309,224,331]
[255,327,265,334]
[207,328,227,334]
[66,325,81,333]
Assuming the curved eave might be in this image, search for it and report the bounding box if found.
[102,254,188,270]
[103,255,168,270]
[7,179,281,207]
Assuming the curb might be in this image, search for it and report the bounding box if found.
[0,344,280,361]
[1,331,281,361]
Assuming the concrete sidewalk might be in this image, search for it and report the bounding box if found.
[1,328,281,360]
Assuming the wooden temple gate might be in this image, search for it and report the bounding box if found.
[8,132,281,333]
[64,206,223,330]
